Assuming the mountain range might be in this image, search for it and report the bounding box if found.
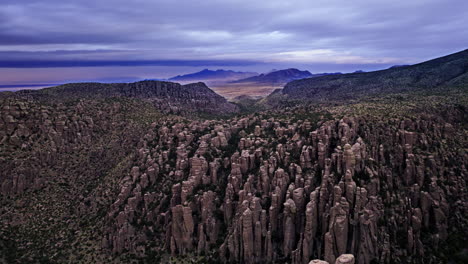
[275,49,468,102]
[168,69,257,83]
[231,68,341,84]
[166,68,333,99]
[231,68,313,84]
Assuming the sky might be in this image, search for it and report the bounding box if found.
[0,0,467,87]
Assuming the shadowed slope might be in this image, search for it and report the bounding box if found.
[280,49,468,101]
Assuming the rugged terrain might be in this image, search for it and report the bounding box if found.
[0,50,467,264]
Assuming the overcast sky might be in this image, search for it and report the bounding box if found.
[1,0,467,85]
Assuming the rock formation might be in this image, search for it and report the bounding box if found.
[0,71,467,263]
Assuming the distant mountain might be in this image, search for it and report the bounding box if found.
[168,69,257,82]
[232,68,313,84]
[231,68,341,85]
[274,49,468,102]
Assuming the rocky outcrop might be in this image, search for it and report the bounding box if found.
[1,84,467,264]
[96,107,467,263]
[308,253,355,264]
[170,205,194,255]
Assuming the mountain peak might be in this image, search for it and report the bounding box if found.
[231,68,314,84]
[168,69,258,82]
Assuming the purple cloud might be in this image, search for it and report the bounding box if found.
[0,0,466,85]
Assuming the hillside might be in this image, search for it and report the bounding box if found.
[11,80,239,116]
[278,49,468,101]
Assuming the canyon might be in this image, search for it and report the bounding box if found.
[0,50,467,264]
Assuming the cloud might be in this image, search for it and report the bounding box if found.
[269,49,409,64]
[0,0,466,67]
[0,59,260,68]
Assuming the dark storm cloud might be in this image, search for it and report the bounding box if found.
[0,0,467,67]
[0,59,260,68]
[0,32,133,45]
